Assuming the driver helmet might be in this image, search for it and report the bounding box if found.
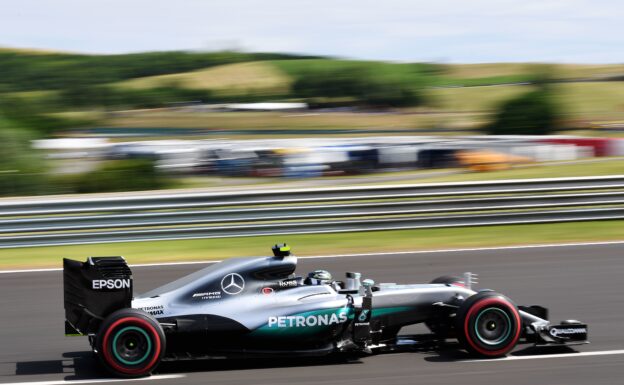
[307,269,332,285]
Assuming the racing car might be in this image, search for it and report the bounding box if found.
[63,244,588,377]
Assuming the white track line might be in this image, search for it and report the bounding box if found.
[467,349,624,362]
[0,374,185,385]
[2,239,624,275]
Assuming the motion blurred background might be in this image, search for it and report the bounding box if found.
[2,5,624,384]
[0,0,623,266]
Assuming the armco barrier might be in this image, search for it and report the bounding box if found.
[0,175,623,248]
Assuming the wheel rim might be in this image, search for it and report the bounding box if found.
[474,307,511,346]
[112,326,152,365]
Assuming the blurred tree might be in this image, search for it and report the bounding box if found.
[293,68,361,99]
[359,76,422,107]
[0,50,314,92]
[0,118,48,195]
[72,159,172,193]
[0,95,90,136]
[485,86,560,135]
[292,67,425,108]
[61,85,217,109]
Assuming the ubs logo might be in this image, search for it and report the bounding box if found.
[221,273,245,295]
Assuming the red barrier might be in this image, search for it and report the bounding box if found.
[538,138,611,157]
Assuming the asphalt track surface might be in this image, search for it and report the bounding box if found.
[1,243,623,384]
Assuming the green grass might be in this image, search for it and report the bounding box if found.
[65,156,624,195]
[554,82,624,120]
[270,59,423,79]
[5,50,624,133]
[175,158,624,191]
[442,62,624,80]
[105,110,464,131]
[430,81,624,122]
[21,57,624,134]
[2,220,624,269]
[166,157,624,198]
[117,61,292,96]
[98,81,624,136]
[382,158,624,185]
[432,75,534,87]
[429,84,527,112]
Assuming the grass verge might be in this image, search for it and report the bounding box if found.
[367,158,624,185]
[2,220,623,269]
[175,158,624,190]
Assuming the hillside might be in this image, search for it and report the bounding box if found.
[118,61,292,96]
[1,47,624,138]
[111,56,624,123]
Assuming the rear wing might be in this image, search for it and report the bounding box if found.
[63,256,133,335]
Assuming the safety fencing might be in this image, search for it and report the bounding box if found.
[1,175,623,248]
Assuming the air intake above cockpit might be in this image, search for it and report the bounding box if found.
[272,243,292,258]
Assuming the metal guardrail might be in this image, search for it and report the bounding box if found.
[1,175,624,248]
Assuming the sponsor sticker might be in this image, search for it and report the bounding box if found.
[221,273,245,295]
[192,291,221,300]
[138,305,164,316]
[278,279,298,288]
[549,327,587,337]
[267,312,348,328]
[358,309,370,322]
[92,279,131,290]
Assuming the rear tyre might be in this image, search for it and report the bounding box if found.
[95,308,165,378]
[455,292,521,358]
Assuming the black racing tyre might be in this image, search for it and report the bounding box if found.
[95,308,166,378]
[455,292,521,358]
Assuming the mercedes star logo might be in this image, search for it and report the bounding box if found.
[221,273,245,295]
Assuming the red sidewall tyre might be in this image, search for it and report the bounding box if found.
[96,309,165,378]
[456,293,521,357]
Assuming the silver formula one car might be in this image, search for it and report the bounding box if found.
[63,244,588,377]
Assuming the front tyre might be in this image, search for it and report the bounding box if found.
[456,292,521,358]
[95,309,165,378]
